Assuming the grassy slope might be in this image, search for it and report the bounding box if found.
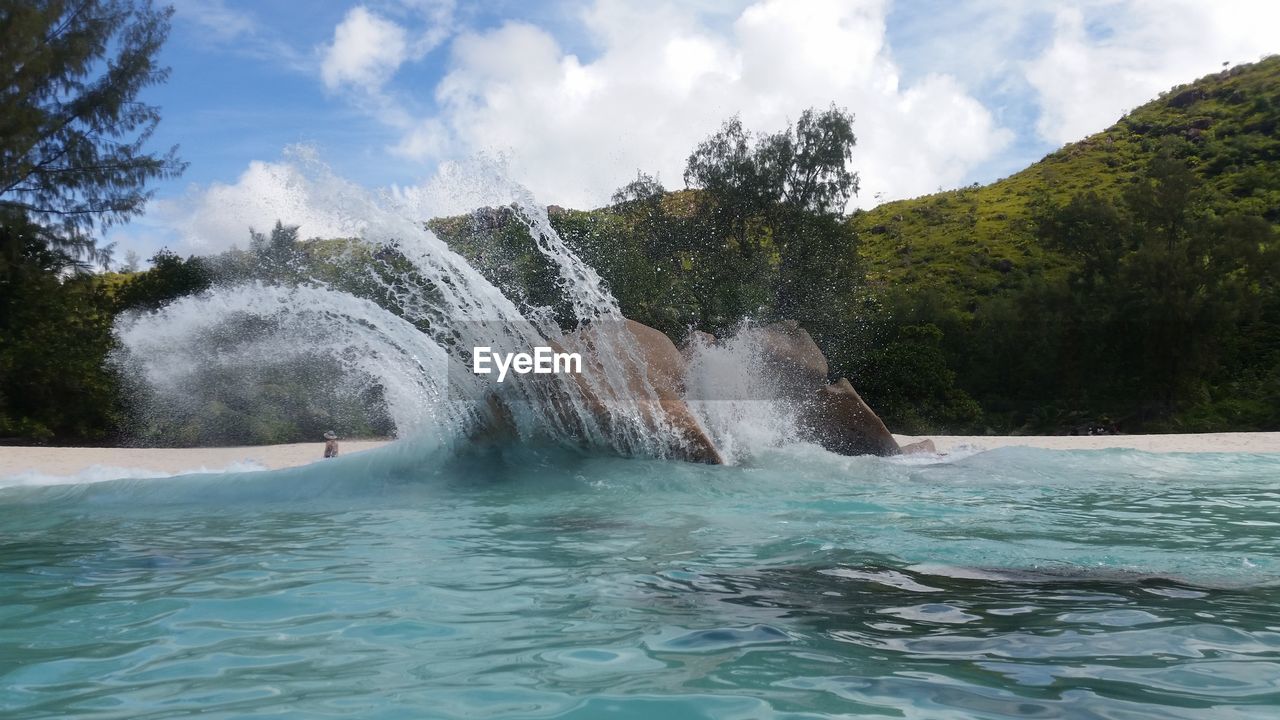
[851,55,1280,309]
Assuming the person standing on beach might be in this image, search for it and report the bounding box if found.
[323,431,339,458]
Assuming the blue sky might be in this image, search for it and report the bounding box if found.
[109,0,1279,260]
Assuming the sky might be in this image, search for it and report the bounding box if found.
[107,0,1280,260]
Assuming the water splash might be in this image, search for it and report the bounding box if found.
[115,153,687,459]
[115,283,459,439]
[682,325,803,465]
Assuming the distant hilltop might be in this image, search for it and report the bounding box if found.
[851,55,1280,308]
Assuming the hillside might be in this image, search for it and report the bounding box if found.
[6,59,1278,444]
[852,55,1280,308]
[422,60,1280,433]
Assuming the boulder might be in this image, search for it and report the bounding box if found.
[740,321,902,457]
[801,378,901,457]
[679,330,717,361]
[899,439,936,455]
[473,317,910,462]
[610,319,686,391]
[751,320,828,393]
[620,320,723,463]
[552,319,723,464]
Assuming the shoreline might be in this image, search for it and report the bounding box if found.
[0,441,393,479]
[2,433,1278,480]
[895,432,1280,455]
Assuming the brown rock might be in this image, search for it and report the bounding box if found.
[900,439,936,455]
[739,322,903,456]
[613,318,687,393]
[744,321,829,397]
[680,330,717,359]
[472,317,912,463]
[556,319,723,464]
[801,378,901,457]
[658,396,723,464]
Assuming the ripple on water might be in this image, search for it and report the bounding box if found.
[650,624,793,653]
[2,447,1279,718]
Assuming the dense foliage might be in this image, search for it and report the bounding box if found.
[1,0,184,251]
[848,58,1280,431]
[439,62,1280,435]
[0,0,185,441]
[0,216,121,440]
[2,49,1278,444]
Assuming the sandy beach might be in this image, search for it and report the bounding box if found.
[2,433,1278,480]
[0,440,392,480]
[895,432,1280,454]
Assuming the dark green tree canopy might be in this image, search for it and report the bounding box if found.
[250,220,302,267]
[610,171,665,207]
[684,105,858,217]
[0,0,185,263]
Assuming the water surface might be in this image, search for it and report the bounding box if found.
[2,444,1279,718]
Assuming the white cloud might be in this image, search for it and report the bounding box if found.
[171,0,256,44]
[1025,0,1280,145]
[404,0,1012,209]
[152,158,353,254]
[318,0,459,165]
[395,0,457,55]
[393,116,450,159]
[320,2,456,92]
[321,6,412,91]
[170,0,310,71]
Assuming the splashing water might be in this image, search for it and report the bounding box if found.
[3,444,1280,719]
[683,325,802,464]
[114,152,692,459]
[9,153,1279,719]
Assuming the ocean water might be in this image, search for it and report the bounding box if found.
[2,442,1278,719]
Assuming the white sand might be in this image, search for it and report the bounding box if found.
[3,434,1278,480]
[895,432,1280,454]
[0,440,392,478]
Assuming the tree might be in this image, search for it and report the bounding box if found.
[250,220,303,273]
[1033,190,1129,288]
[681,106,861,329]
[120,249,140,272]
[684,105,858,222]
[854,322,983,434]
[0,214,121,440]
[0,1,182,442]
[115,248,211,311]
[1019,147,1274,424]
[611,171,665,208]
[0,0,185,265]
[1117,151,1267,415]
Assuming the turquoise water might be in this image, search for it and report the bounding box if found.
[2,444,1279,718]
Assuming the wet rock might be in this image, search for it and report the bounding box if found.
[801,378,900,457]
[474,318,908,463]
[560,319,723,465]
[748,321,829,394]
[679,329,716,366]
[900,438,937,455]
[741,322,902,457]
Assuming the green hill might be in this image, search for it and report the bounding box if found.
[425,60,1280,433]
[852,55,1280,309]
[6,59,1278,444]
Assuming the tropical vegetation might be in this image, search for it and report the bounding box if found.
[2,0,1277,444]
